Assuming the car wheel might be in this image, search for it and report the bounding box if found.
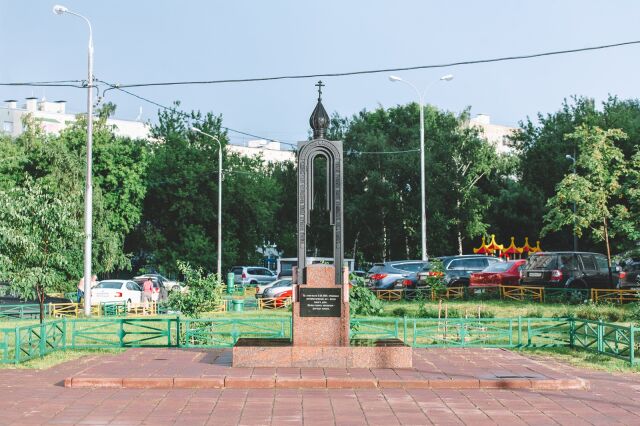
[250,280,258,285]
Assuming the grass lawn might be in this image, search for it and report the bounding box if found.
[0,348,123,370]
[378,298,638,323]
[521,347,640,374]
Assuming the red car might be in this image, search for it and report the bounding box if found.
[274,289,292,308]
[469,260,527,287]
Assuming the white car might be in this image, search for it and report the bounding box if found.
[256,278,292,298]
[91,280,142,305]
[133,274,183,292]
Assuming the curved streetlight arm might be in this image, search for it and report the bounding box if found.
[191,127,222,151]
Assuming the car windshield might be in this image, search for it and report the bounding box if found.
[483,262,513,273]
[272,280,292,288]
[527,255,557,269]
[94,282,122,289]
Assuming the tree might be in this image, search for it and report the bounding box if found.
[542,125,627,272]
[0,180,81,322]
[136,104,282,274]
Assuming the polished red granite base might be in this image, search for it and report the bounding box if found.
[232,338,413,368]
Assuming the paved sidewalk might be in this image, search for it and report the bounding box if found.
[64,348,587,390]
[0,348,639,424]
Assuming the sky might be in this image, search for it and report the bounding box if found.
[2,0,640,147]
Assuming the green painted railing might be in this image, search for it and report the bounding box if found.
[0,304,45,319]
[181,318,290,347]
[571,319,637,363]
[100,301,127,317]
[0,316,637,365]
[351,317,401,340]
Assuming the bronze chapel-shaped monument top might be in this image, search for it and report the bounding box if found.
[297,81,344,285]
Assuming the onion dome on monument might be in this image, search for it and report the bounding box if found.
[309,80,329,139]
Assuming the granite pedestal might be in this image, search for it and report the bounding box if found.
[232,264,412,368]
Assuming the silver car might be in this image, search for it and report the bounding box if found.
[256,278,292,298]
[231,266,277,286]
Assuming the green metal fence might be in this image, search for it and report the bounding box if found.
[571,319,637,363]
[181,318,291,347]
[0,304,45,319]
[0,316,637,365]
[351,318,401,340]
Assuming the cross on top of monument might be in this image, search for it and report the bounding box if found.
[315,80,324,101]
[309,81,329,139]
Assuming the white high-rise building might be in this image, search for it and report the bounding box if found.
[1,98,296,163]
[1,98,150,140]
[468,114,516,154]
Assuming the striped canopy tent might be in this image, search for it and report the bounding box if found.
[485,234,504,256]
[473,236,493,255]
[501,237,523,260]
[519,237,535,257]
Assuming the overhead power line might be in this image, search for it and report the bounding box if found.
[98,80,298,150]
[100,40,640,88]
[0,80,85,88]
[3,39,640,89]
[100,80,422,156]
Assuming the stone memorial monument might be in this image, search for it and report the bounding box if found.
[233,83,411,368]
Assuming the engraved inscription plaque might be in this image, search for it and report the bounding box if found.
[299,287,342,317]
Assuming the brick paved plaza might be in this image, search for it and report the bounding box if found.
[0,348,639,425]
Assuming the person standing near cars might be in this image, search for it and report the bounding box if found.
[142,277,154,313]
[78,275,99,303]
[77,277,84,303]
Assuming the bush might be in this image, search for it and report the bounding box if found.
[570,302,626,322]
[167,261,223,318]
[350,286,383,316]
[417,305,460,318]
[391,307,409,317]
[628,303,640,324]
[525,307,544,318]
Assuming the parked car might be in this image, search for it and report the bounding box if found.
[520,252,617,289]
[231,266,277,286]
[367,261,429,290]
[416,255,503,288]
[469,260,527,287]
[91,280,142,305]
[133,276,169,302]
[615,258,640,289]
[134,274,182,293]
[273,289,293,308]
[263,280,293,298]
[256,278,292,298]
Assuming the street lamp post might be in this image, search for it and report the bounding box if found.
[190,127,223,280]
[54,4,94,316]
[389,74,454,261]
[566,154,578,252]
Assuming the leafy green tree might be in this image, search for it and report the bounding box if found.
[0,180,81,322]
[542,125,627,268]
[137,105,282,274]
[334,104,498,261]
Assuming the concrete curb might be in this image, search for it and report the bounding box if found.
[64,376,589,390]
